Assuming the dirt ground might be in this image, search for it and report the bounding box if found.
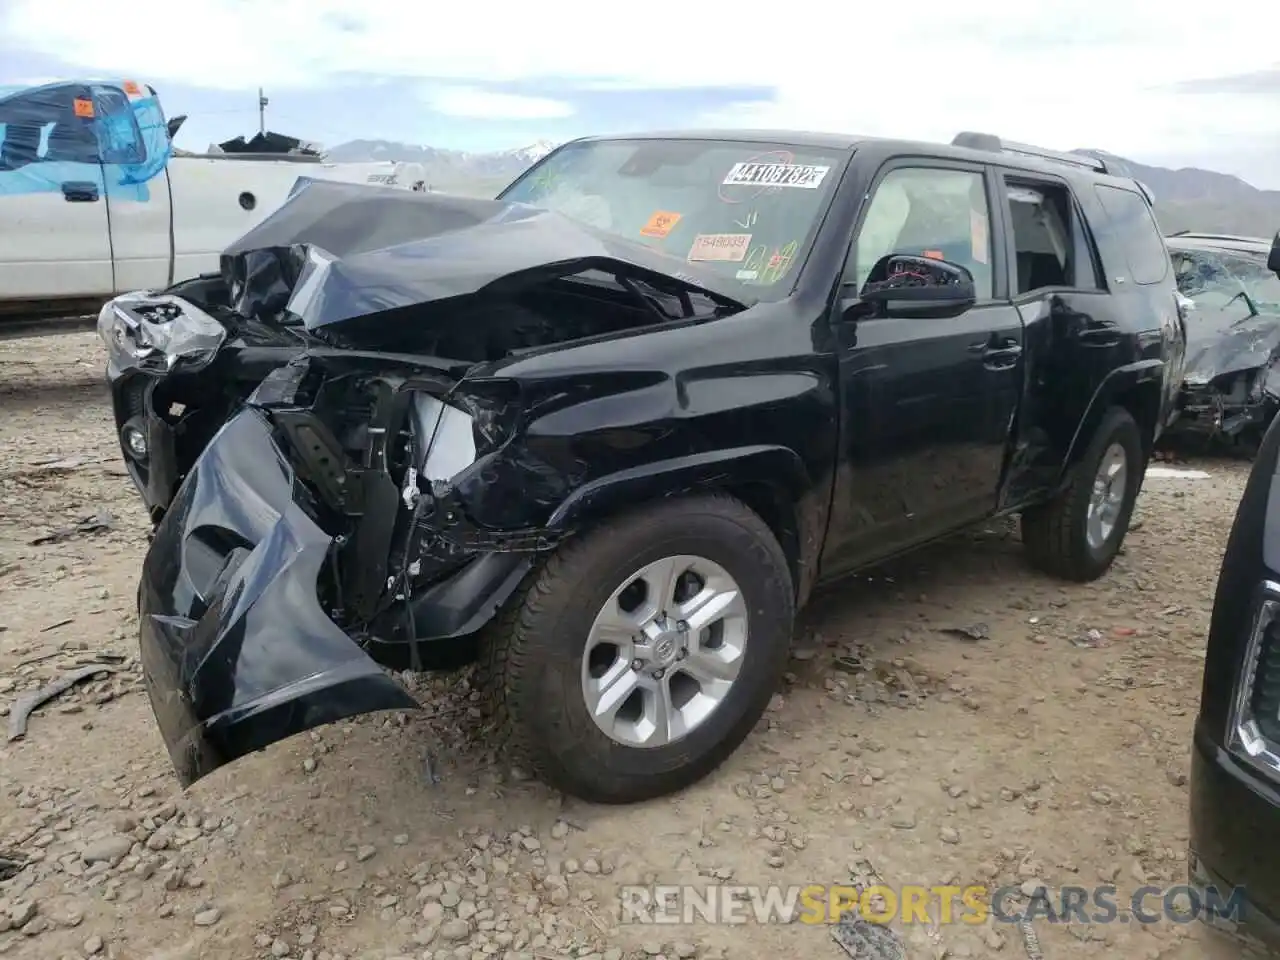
[0,329,1256,960]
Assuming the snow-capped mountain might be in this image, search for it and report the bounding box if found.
[324,138,561,195]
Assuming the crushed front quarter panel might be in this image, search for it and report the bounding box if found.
[138,405,419,787]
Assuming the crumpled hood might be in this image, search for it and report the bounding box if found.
[219,179,755,329]
[1183,302,1280,385]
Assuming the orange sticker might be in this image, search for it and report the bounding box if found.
[641,210,682,238]
[923,250,944,260]
[122,80,141,96]
[73,98,95,118]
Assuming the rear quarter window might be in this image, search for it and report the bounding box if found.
[1093,184,1169,286]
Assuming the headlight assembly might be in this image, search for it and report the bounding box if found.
[98,292,227,373]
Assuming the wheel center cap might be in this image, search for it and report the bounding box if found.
[652,633,678,667]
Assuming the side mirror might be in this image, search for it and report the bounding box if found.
[849,254,977,320]
[1269,230,1280,278]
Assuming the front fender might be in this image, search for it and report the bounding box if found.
[546,444,810,530]
[544,444,817,600]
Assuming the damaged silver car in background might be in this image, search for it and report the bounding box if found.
[1164,231,1280,449]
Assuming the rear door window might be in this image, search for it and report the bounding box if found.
[0,84,98,169]
[1093,185,1169,285]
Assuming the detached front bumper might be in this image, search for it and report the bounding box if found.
[139,406,419,787]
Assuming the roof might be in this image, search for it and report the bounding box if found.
[0,78,154,97]
[570,129,867,151]
[565,129,1146,189]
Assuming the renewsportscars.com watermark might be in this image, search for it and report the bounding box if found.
[618,883,1249,926]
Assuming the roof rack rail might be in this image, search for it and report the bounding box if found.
[952,131,1110,175]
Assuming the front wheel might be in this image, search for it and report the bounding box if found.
[477,494,795,804]
[1021,406,1144,582]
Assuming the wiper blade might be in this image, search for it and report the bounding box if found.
[1227,289,1261,322]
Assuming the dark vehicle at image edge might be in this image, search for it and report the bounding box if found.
[100,128,1186,804]
[1191,233,1280,956]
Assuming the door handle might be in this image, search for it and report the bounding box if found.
[982,340,1022,370]
[1076,323,1121,347]
[984,345,1022,362]
[61,181,99,202]
[968,336,1022,369]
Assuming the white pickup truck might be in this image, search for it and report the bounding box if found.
[0,78,425,321]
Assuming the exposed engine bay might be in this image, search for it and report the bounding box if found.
[100,180,753,672]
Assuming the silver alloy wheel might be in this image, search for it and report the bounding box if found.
[580,555,749,748]
[1086,442,1128,551]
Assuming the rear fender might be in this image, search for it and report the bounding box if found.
[1058,359,1165,489]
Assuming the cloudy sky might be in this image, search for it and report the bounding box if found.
[2,0,1278,186]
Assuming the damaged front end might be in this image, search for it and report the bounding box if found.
[1169,317,1280,445]
[129,179,753,786]
[1167,242,1280,446]
[140,358,552,785]
[1177,367,1280,442]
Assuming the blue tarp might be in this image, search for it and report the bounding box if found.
[0,78,172,200]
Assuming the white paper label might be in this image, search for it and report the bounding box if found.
[688,233,752,262]
[721,162,830,189]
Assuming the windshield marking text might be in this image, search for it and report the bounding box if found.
[689,233,752,262]
[722,162,830,189]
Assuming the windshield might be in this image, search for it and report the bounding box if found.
[1172,248,1280,314]
[498,138,847,298]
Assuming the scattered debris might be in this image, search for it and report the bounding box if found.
[831,655,866,674]
[1017,914,1045,960]
[29,509,115,545]
[38,617,74,633]
[15,649,125,668]
[30,455,87,471]
[940,622,989,642]
[1146,466,1211,480]
[0,851,27,881]
[1071,629,1105,649]
[6,664,118,741]
[831,916,906,960]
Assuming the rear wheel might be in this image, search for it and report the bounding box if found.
[1021,406,1144,582]
[477,494,795,804]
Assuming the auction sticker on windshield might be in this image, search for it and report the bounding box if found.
[689,234,752,262]
[722,162,830,189]
[641,211,682,238]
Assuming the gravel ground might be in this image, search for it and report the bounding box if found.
[0,331,1254,960]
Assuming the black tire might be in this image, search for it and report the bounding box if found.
[1021,406,1144,582]
[476,494,795,804]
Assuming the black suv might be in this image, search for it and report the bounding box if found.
[99,129,1186,803]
